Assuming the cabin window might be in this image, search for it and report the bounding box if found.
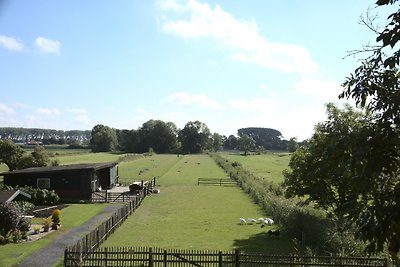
[37,178,50,189]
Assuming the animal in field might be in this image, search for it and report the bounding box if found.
[268,230,280,237]
[260,218,274,228]
[247,218,257,224]
[239,218,246,225]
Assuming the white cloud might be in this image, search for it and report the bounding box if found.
[13,102,30,109]
[34,108,61,116]
[294,77,343,102]
[35,36,61,55]
[66,108,88,114]
[162,91,222,109]
[158,0,318,74]
[259,83,267,90]
[0,35,24,51]
[0,103,15,114]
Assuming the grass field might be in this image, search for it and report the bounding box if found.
[101,154,293,254]
[0,203,110,267]
[54,152,120,165]
[118,154,181,185]
[219,152,291,183]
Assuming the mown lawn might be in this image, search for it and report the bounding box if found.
[118,154,181,185]
[219,152,291,183]
[54,152,121,165]
[0,203,110,267]
[101,154,293,254]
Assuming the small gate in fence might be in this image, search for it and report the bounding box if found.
[91,191,137,203]
[64,247,387,267]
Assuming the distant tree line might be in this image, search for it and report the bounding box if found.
[90,121,299,154]
[0,124,300,155]
[0,127,91,145]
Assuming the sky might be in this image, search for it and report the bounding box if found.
[0,0,394,140]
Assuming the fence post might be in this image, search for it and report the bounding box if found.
[219,251,223,267]
[64,249,68,267]
[149,247,154,267]
[105,189,108,202]
[164,249,168,267]
[104,247,108,267]
[235,249,240,267]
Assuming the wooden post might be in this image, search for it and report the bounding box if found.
[64,249,68,267]
[218,251,223,267]
[104,247,108,267]
[105,189,108,203]
[235,249,240,267]
[164,249,168,267]
[149,247,154,267]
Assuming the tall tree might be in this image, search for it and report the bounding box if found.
[339,0,400,260]
[238,127,283,150]
[284,104,374,220]
[137,120,178,153]
[224,135,238,150]
[211,132,223,152]
[90,124,118,152]
[287,137,299,152]
[237,134,256,155]
[0,139,24,171]
[116,129,139,153]
[178,121,211,154]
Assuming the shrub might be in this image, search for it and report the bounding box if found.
[12,201,35,213]
[5,185,59,205]
[52,209,61,225]
[17,217,30,233]
[43,218,52,232]
[0,203,21,236]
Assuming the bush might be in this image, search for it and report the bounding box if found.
[52,209,61,225]
[12,201,35,213]
[0,203,21,235]
[5,185,59,205]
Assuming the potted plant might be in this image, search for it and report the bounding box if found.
[43,218,52,232]
[51,209,61,230]
[33,225,41,234]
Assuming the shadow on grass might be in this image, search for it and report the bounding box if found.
[233,231,294,255]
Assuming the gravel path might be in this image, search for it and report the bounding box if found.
[14,204,122,267]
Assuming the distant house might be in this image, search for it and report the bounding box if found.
[0,163,118,201]
[0,190,31,204]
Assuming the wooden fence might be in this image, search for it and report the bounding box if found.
[64,181,154,266]
[91,178,155,203]
[91,191,137,203]
[198,178,237,186]
[64,247,387,267]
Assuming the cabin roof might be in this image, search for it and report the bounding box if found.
[0,190,31,203]
[0,162,117,176]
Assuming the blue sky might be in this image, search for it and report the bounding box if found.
[0,0,392,140]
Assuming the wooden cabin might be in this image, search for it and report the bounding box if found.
[0,163,118,201]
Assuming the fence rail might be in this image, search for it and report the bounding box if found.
[198,178,237,186]
[91,191,137,203]
[64,247,387,267]
[65,180,155,267]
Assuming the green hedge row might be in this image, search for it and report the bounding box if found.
[210,153,365,256]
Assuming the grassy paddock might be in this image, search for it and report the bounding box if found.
[118,154,181,186]
[219,152,291,183]
[54,152,120,165]
[0,203,110,267]
[101,154,293,254]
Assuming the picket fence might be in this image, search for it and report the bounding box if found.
[64,247,387,267]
